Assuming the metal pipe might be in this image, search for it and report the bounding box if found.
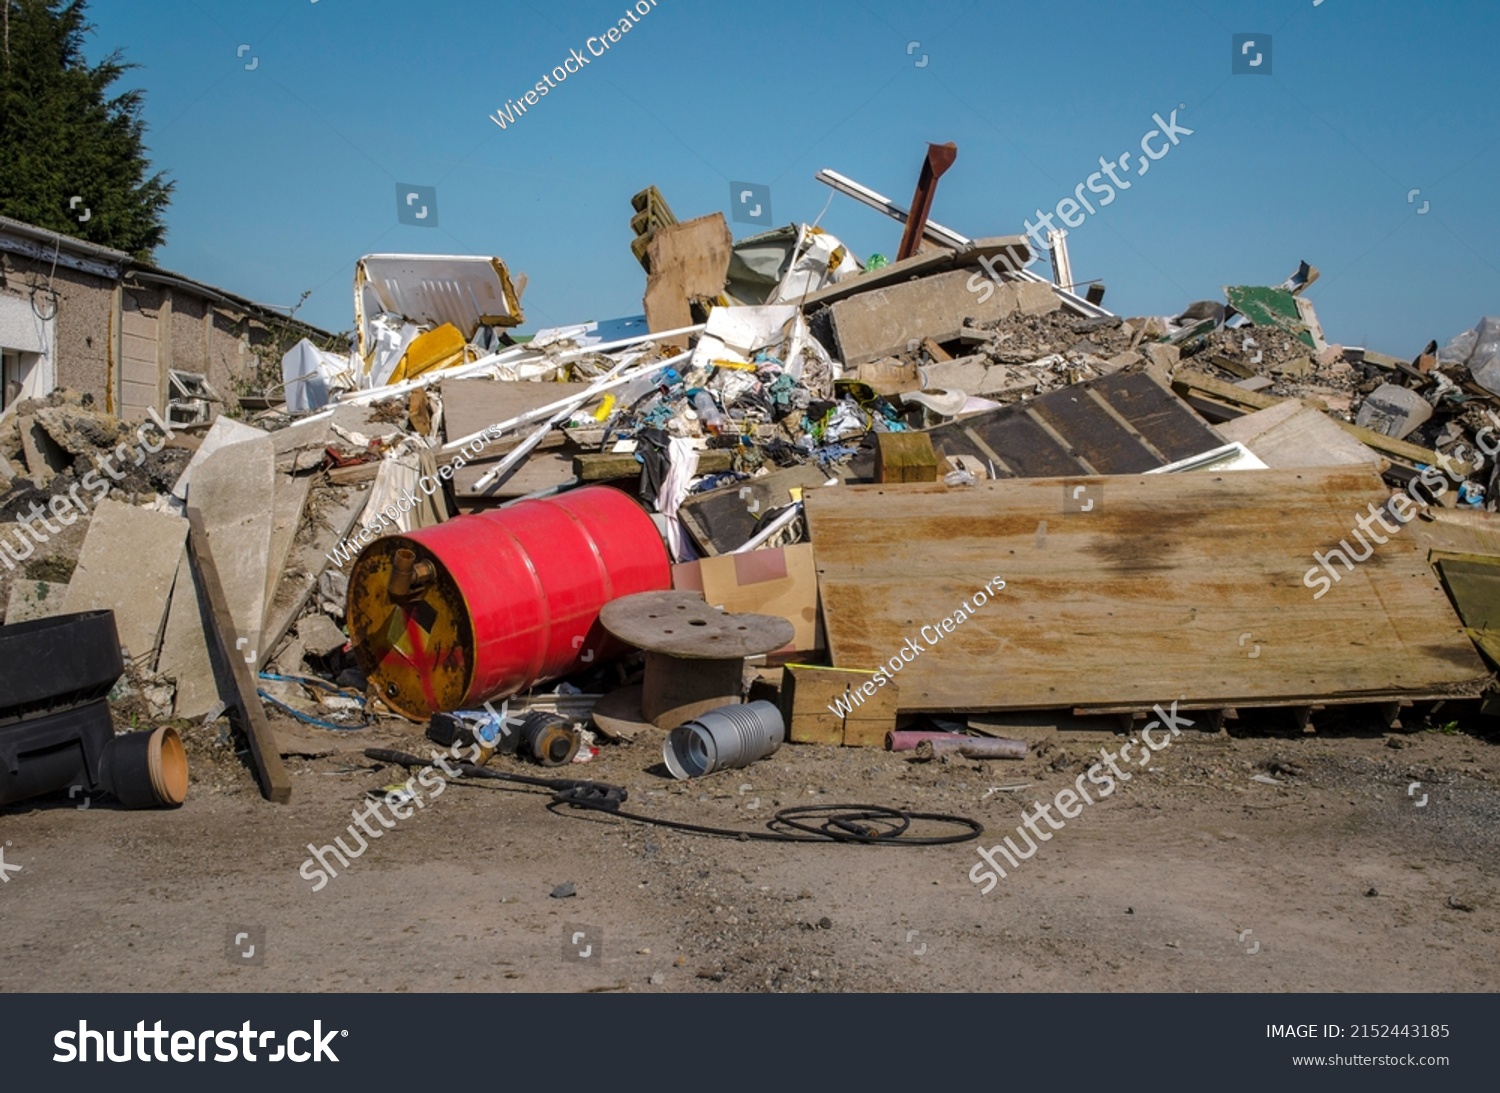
[909,736,1028,760]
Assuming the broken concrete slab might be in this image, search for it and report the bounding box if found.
[188,434,276,653]
[1012,280,1063,317]
[172,415,270,501]
[1355,382,1433,441]
[18,414,69,486]
[830,269,1021,365]
[260,484,369,660]
[157,551,225,718]
[263,473,313,632]
[1217,401,1387,470]
[4,578,69,624]
[61,498,186,662]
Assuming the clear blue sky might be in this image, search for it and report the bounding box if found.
[86,0,1500,356]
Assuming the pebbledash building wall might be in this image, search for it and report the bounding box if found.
[0,215,335,424]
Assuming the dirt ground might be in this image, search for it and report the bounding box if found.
[1,703,1497,994]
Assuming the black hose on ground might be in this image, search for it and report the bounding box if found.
[363,747,983,847]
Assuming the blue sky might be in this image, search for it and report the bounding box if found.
[85,0,1500,355]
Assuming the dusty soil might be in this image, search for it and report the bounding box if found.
[1,706,1497,994]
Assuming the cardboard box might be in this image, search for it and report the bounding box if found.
[673,543,822,661]
[780,664,898,747]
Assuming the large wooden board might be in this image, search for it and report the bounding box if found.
[805,468,1489,713]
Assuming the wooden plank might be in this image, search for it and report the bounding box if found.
[575,448,734,482]
[805,468,1488,713]
[186,506,293,803]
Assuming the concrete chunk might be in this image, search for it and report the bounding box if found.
[1355,383,1433,441]
[61,499,187,662]
[831,270,1019,365]
[4,579,70,624]
[1013,280,1064,317]
[296,613,347,658]
[18,414,69,486]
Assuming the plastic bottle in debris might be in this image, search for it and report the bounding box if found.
[693,391,726,435]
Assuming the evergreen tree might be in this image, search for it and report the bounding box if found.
[0,0,173,260]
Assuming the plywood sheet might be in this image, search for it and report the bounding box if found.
[805,468,1488,712]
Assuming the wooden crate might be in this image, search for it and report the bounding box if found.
[780,664,898,747]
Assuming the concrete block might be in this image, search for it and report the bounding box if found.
[830,270,1018,365]
[172,415,269,501]
[32,404,129,458]
[1142,343,1181,372]
[61,499,186,662]
[4,579,69,624]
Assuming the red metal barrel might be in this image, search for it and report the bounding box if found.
[347,486,670,719]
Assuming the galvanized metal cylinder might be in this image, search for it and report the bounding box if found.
[664,700,785,779]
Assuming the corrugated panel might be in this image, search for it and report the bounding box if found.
[922,370,1224,479]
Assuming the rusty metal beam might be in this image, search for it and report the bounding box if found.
[895,142,957,262]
